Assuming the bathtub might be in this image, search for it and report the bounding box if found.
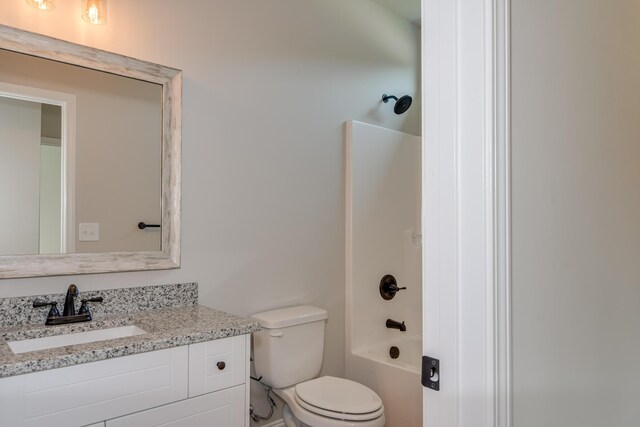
[346,336,423,427]
[354,335,421,375]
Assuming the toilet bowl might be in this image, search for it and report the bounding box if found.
[251,306,386,427]
[275,376,385,427]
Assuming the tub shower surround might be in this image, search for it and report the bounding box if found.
[346,121,423,426]
[0,282,260,377]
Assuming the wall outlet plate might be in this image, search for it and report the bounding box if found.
[79,223,99,242]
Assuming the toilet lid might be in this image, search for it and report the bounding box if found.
[295,376,383,418]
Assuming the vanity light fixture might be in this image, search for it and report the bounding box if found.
[26,0,55,11]
[81,0,107,25]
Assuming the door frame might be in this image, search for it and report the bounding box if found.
[0,81,76,254]
[421,0,511,426]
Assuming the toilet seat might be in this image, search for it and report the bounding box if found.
[273,376,385,427]
[295,394,385,422]
[295,376,384,421]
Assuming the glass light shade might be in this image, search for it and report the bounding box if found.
[81,0,107,25]
[26,0,55,11]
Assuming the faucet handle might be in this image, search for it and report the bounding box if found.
[80,297,103,304]
[33,301,61,318]
[78,297,103,315]
[379,274,407,300]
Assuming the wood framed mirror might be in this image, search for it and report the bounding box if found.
[0,24,181,278]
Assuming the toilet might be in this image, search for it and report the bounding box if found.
[251,306,385,427]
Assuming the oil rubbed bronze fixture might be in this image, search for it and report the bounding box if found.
[386,318,407,332]
[382,93,413,114]
[390,346,400,359]
[379,274,406,300]
[33,284,102,325]
[138,222,161,230]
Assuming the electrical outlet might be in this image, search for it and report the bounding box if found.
[79,223,99,241]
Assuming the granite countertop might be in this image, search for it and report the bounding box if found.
[0,305,260,378]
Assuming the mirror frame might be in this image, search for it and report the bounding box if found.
[0,24,181,278]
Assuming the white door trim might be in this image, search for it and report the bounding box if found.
[421,0,511,426]
[493,2,511,426]
[421,0,460,425]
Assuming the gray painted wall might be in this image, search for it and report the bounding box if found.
[512,1,640,425]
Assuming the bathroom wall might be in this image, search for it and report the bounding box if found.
[512,0,640,425]
[0,1,421,424]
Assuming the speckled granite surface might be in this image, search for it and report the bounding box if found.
[0,282,198,328]
[0,305,260,378]
[0,283,260,378]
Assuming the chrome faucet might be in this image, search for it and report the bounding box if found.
[33,284,103,326]
[386,318,407,332]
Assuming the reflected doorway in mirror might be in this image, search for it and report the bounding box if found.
[0,81,75,256]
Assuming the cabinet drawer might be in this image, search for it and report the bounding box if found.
[0,346,188,427]
[188,335,247,397]
[106,384,245,427]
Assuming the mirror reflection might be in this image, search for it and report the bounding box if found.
[0,48,163,256]
[0,98,62,255]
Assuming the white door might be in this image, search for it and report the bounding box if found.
[423,0,640,427]
[0,96,42,256]
[39,143,62,253]
[0,82,76,255]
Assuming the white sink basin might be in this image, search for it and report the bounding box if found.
[7,325,147,354]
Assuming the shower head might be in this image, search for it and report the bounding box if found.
[382,94,413,115]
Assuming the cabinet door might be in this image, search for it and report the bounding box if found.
[189,335,247,397]
[0,346,188,427]
[106,384,246,427]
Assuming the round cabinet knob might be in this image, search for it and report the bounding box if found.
[217,361,226,370]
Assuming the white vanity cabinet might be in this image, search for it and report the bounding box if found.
[189,332,247,397]
[0,335,250,427]
[105,385,246,427]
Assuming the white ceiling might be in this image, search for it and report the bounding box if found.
[370,0,421,25]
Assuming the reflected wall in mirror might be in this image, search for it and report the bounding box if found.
[0,49,163,256]
[0,24,181,278]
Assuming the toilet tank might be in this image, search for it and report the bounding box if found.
[251,305,328,389]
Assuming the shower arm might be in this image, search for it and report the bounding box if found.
[382,94,398,103]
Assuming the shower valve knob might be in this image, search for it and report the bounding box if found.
[379,274,406,300]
